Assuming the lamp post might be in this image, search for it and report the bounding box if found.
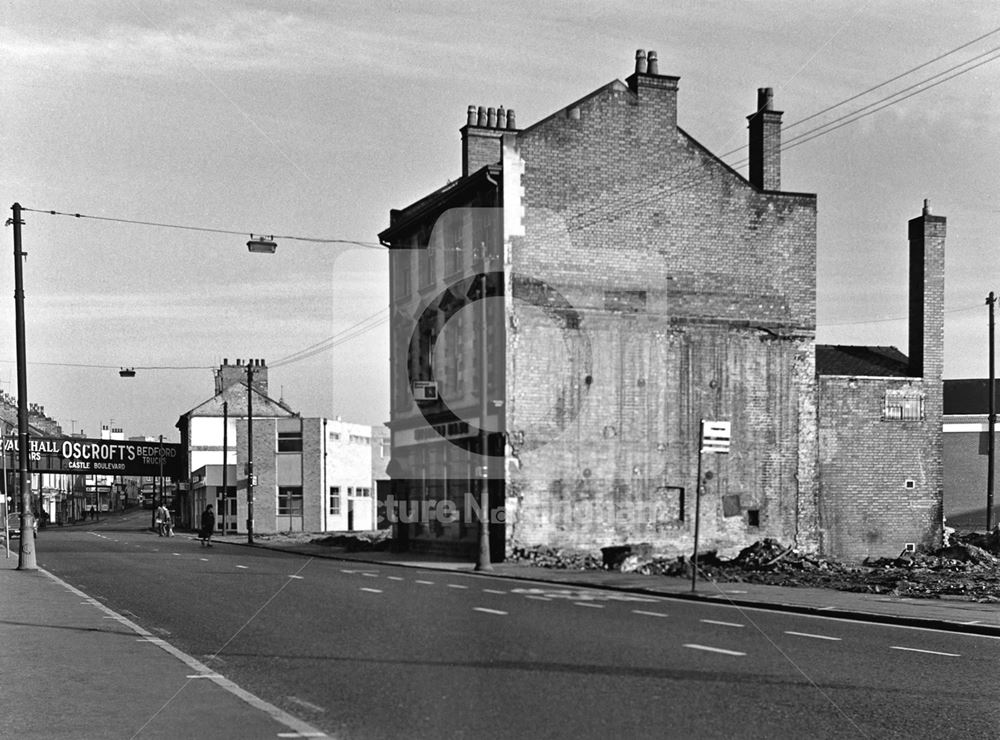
[475,251,492,571]
[9,204,35,570]
[246,362,254,544]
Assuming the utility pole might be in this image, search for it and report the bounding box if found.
[988,292,996,531]
[9,203,35,570]
[246,362,254,544]
[475,255,492,571]
[222,401,228,533]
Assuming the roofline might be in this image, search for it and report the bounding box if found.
[379,164,501,245]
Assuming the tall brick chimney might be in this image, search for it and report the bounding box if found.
[748,87,782,191]
[461,104,517,176]
[908,199,946,379]
[626,49,679,130]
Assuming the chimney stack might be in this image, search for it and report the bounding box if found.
[626,48,679,130]
[748,87,782,190]
[908,200,946,380]
[461,102,518,176]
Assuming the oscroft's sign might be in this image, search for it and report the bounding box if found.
[1,436,182,478]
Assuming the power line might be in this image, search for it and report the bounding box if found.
[20,208,383,250]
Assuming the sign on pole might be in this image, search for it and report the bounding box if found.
[700,420,731,454]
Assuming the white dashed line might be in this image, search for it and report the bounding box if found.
[890,646,960,657]
[632,610,669,618]
[448,584,469,589]
[360,587,383,594]
[700,619,744,628]
[199,558,209,562]
[415,580,434,585]
[236,565,248,569]
[683,644,746,656]
[288,575,304,579]
[574,602,604,608]
[525,595,551,601]
[482,589,506,594]
[360,572,379,578]
[387,576,405,581]
[784,631,842,641]
[961,620,982,625]
[473,607,508,615]
[187,674,223,679]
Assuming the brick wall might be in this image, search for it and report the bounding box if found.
[505,69,818,557]
[818,377,942,559]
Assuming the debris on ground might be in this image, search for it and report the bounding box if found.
[511,532,1000,602]
[309,530,392,551]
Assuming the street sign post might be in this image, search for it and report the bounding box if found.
[692,419,732,592]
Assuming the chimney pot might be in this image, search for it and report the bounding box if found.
[757,87,774,112]
[923,198,931,215]
[635,49,647,74]
[647,50,659,75]
[487,107,497,128]
[506,109,516,129]
[466,105,477,126]
[477,106,487,126]
[497,106,506,129]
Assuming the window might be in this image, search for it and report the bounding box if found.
[349,434,370,445]
[353,487,371,497]
[277,486,303,516]
[329,486,341,515]
[883,389,925,421]
[277,419,302,452]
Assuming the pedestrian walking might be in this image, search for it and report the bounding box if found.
[200,504,215,548]
[155,503,170,537]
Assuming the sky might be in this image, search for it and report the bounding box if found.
[2,1,999,441]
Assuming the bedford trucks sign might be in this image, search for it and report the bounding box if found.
[1,436,182,478]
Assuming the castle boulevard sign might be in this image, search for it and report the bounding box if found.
[1,436,182,478]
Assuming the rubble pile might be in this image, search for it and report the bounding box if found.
[310,530,391,551]
[518,533,1000,602]
[507,545,603,570]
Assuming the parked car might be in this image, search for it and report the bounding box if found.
[5,512,38,538]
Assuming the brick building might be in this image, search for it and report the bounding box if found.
[815,203,946,559]
[380,49,944,562]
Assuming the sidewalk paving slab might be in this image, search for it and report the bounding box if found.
[0,551,327,740]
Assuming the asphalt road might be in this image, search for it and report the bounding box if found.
[37,516,1000,739]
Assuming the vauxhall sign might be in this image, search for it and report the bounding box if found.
[1,436,182,478]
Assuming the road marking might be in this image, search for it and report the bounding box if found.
[236,565,248,569]
[360,587,383,594]
[683,644,746,656]
[415,580,434,585]
[288,575,304,579]
[482,589,506,594]
[632,610,669,618]
[785,631,842,641]
[172,553,181,556]
[700,619,744,628]
[525,595,551,601]
[574,602,604,608]
[187,674,223,679]
[448,584,469,589]
[277,732,327,738]
[360,572,379,578]
[387,576,404,581]
[818,606,838,611]
[473,607,508,615]
[890,646,960,657]
[961,620,981,625]
[722,589,748,594]
[286,696,326,713]
[340,569,357,574]
[199,558,209,562]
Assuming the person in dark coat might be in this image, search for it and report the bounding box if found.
[200,504,215,547]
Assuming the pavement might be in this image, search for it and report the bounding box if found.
[3,522,999,738]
